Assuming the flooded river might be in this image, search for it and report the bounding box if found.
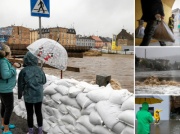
[44,54,134,92]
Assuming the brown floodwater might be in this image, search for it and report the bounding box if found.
[44,54,134,93]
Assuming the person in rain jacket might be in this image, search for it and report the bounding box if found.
[154,109,162,124]
[168,14,174,33]
[18,51,46,134]
[140,0,166,46]
[136,102,154,134]
[0,43,18,134]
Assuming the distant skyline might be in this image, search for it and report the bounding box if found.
[135,47,180,59]
[0,0,134,38]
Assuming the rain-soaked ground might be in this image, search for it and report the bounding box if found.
[44,54,134,92]
[136,120,180,134]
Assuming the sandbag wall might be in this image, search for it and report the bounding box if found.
[13,72,134,134]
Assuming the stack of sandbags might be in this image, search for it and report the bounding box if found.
[13,72,134,134]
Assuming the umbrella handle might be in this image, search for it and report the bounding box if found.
[61,70,63,79]
[40,61,45,69]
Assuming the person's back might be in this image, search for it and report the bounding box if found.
[18,51,46,134]
[136,102,153,134]
[18,51,46,103]
[141,0,164,22]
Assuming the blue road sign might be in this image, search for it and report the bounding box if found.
[31,0,50,17]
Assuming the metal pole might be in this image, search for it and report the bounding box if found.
[39,17,42,38]
[39,17,44,68]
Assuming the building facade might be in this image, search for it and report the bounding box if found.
[76,35,95,47]
[0,26,30,45]
[91,36,103,48]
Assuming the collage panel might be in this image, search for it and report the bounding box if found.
[135,0,180,134]
[135,47,180,94]
[135,95,180,134]
[1,0,135,134]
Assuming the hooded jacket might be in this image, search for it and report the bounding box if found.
[154,109,162,120]
[0,58,16,93]
[136,102,154,134]
[18,51,46,103]
[141,0,164,22]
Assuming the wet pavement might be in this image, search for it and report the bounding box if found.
[0,108,47,134]
[136,120,180,134]
[149,32,180,46]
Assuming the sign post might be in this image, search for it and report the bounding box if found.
[30,0,50,38]
[30,0,50,66]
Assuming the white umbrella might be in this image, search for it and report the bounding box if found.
[27,38,68,71]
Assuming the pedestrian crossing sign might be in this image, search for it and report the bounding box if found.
[31,0,50,17]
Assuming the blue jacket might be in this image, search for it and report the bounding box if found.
[0,58,16,93]
[18,52,46,103]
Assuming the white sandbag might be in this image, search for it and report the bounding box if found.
[96,101,122,129]
[92,125,115,134]
[43,83,58,95]
[48,116,59,124]
[43,95,59,108]
[83,84,99,93]
[121,96,134,111]
[87,88,112,103]
[76,81,91,90]
[58,103,68,114]
[59,125,70,134]
[109,89,133,105]
[121,126,134,134]
[60,96,81,109]
[47,125,64,134]
[89,110,103,125]
[66,124,76,133]
[55,85,69,96]
[118,110,134,127]
[52,107,63,119]
[54,79,74,88]
[46,120,57,128]
[64,78,79,85]
[66,106,81,119]
[75,123,91,134]
[81,103,96,115]
[50,93,62,104]
[112,122,126,134]
[76,115,95,132]
[61,114,76,125]
[76,93,93,109]
[44,105,54,116]
[14,105,23,117]
[18,101,26,111]
[43,119,51,132]
[68,86,83,98]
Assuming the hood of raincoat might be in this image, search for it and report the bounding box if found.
[141,102,149,111]
[23,51,38,67]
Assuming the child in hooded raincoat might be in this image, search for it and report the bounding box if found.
[154,109,162,124]
[18,51,46,134]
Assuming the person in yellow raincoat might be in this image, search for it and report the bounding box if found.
[154,109,162,124]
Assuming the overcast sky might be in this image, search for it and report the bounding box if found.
[173,0,180,9]
[0,0,134,38]
[135,47,180,58]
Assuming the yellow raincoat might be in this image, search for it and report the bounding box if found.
[154,109,162,122]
